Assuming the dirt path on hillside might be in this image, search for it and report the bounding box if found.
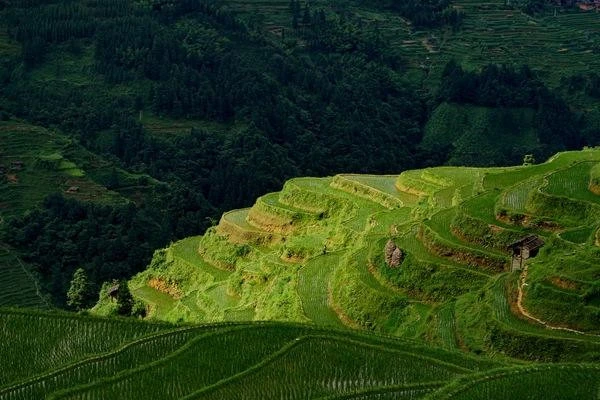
[516,263,598,336]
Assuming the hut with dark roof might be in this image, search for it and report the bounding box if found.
[508,235,544,270]
[107,283,120,300]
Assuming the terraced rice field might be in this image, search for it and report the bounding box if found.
[222,0,600,86]
[559,226,595,244]
[544,161,600,205]
[0,309,171,388]
[116,148,600,365]
[485,275,600,343]
[499,177,543,212]
[133,285,178,319]
[0,246,49,309]
[260,192,321,218]
[0,122,123,217]
[397,229,490,277]
[297,252,344,327]
[426,209,507,258]
[333,175,405,209]
[435,0,600,84]
[347,175,406,197]
[172,236,231,281]
[460,191,507,226]
[430,364,600,400]
[396,170,446,197]
[4,308,600,399]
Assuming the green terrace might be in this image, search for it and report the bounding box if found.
[92,148,600,365]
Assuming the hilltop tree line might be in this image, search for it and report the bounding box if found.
[0,0,598,306]
[355,0,463,29]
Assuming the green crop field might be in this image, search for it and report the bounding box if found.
[544,161,600,205]
[297,252,344,327]
[499,177,542,213]
[0,309,171,388]
[5,307,600,399]
[430,364,600,400]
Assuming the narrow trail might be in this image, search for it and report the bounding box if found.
[516,263,599,337]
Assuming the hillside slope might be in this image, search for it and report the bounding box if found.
[106,149,600,362]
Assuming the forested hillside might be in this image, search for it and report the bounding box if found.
[1,0,599,308]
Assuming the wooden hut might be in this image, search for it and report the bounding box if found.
[107,283,120,300]
[507,235,544,270]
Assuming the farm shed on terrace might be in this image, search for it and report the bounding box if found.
[107,284,120,300]
[508,235,544,270]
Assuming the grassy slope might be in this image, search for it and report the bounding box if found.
[116,148,600,364]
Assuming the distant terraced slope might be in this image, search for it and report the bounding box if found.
[111,149,600,361]
[0,120,160,309]
[224,0,600,85]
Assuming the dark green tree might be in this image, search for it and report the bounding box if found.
[116,280,134,316]
[66,268,91,311]
[523,154,536,166]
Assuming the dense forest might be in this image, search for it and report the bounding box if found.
[0,0,598,306]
